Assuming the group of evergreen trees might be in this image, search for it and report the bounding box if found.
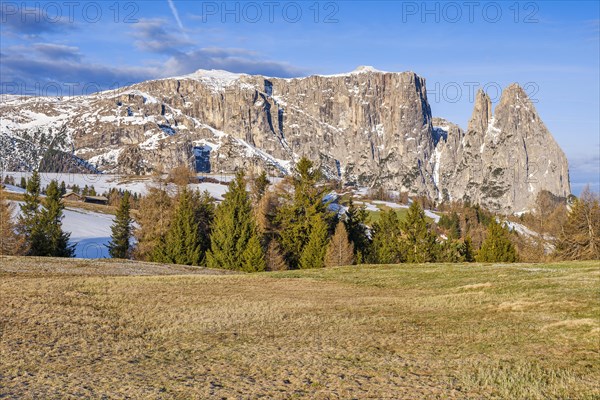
[15,171,74,257]
[2,159,597,266]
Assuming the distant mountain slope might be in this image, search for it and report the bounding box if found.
[0,67,570,212]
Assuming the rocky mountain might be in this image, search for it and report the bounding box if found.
[0,66,570,213]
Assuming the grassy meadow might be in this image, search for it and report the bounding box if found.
[0,257,598,399]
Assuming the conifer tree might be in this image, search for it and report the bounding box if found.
[134,187,173,261]
[154,188,202,265]
[18,171,44,255]
[299,214,329,269]
[370,209,403,264]
[108,191,132,259]
[276,157,331,268]
[242,234,266,272]
[1,185,20,255]
[20,176,27,189]
[343,199,370,262]
[476,219,518,262]
[42,180,74,257]
[463,236,475,262]
[401,201,437,263]
[555,187,600,260]
[250,170,270,204]
[265,240,288,271]
[207,171,265,271]
[59,181,67,196]
[325,221,355,267]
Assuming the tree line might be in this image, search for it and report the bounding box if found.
[1,158,598,266]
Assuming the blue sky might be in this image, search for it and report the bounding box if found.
[1,1,598,193]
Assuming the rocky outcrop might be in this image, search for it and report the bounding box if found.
[0,68,570,213]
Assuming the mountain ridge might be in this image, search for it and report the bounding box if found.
[0,67,570,213]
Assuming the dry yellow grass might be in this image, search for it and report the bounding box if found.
[0,257,598,399]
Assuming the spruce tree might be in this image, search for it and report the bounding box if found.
[20,176,27,189]
[370,209,403,264]
[299,214,329,269]
[108,191,132,259]
[401,201,437,263]
[18,171,45,255]
[343,199,370,262]
[59,181,67,196]
[275,157,331,268]
[242,234,266,272]
[325,221,354,267]
[207,171,265,271]
[154,188,202,265]
[251,170,270,204]
[42,180,74,257]
[476,219,518,262]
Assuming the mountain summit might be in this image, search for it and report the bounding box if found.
[0,68,570,212]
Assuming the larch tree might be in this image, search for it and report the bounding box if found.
[265,240,288,271]
[1,184,21,255]
[325,221,355,267]
[555,187,600,260]
[108,191,133,259]
[134,187,173,261]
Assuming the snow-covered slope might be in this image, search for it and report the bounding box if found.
[0,68,570,213]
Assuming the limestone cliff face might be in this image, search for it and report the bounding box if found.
[0,68,570,213]
[432,87,570,212]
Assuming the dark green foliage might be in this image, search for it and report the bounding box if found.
[18,171,43,255]
[207,171,265,271]
[242,234,266,272]
[20,177,27,189]
[153,188,205,266]
[370,209,403,264]
[343,199,370,263]
[476,219,518,262]
[437,237,475,263]
[251,170,270,203]
[299,214,329,269]
[438,211,461,239]
[401,201,438,263]
[108,191,132,259]
[59,181,67,196]
[41,180,75,257]
[275,157,332,268]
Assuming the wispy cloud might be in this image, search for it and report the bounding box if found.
[0,45,156,94]
[166,0,187,38]
[131,18,193,54]
[130,19,305,78]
